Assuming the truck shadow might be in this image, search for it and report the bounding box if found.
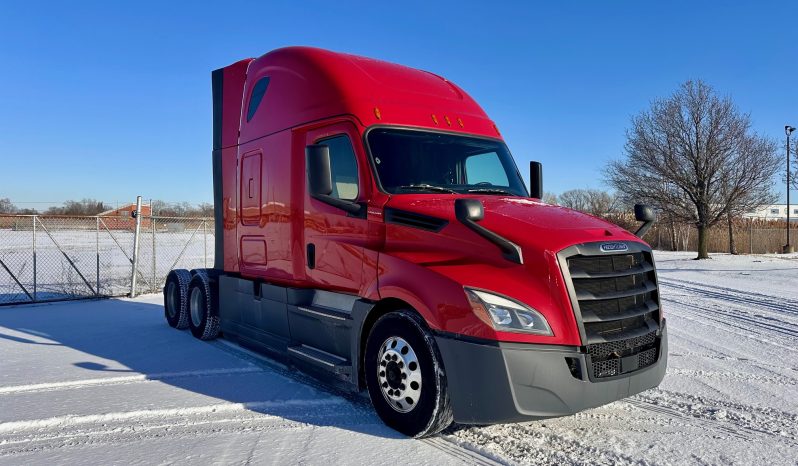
[0,298,405,440]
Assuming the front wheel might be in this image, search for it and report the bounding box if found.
[365,311,453,438]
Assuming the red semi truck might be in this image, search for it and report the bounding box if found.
[163,46,667,438]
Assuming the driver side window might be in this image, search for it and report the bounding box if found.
[319,135,359,201]
[465,152,509,186]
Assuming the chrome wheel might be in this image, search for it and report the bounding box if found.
[190,287,203,328]
[377,336,422,413]
[166,282,177,319]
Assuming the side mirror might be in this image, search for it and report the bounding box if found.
[454,198,484,221]
[306,144,333,197]
[305,144,363,216]
[634,204,656,238]
[529,161,543,199]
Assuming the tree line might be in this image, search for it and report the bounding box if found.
[0,198,214,217]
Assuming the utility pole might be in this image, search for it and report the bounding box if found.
[786,126,795,253]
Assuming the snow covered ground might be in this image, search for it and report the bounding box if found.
[0,251,796,465]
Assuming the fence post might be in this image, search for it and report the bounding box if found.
[96,217,100,296]
[130,196,143,298]
[749,218,753,254]
[151,216,157,294]
[32,216,37,302]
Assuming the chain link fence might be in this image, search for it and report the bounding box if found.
[0,214,213,306]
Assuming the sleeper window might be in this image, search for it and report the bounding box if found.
[320,135,359,201]
[246,77,270,122]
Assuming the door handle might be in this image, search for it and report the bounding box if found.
[248,178,254,198]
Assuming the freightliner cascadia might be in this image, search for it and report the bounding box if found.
[163,46,667,438]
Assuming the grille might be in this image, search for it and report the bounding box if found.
[638,347,658,368]
[566,250,660,341]
[593,358,620,378]
[562,244,663,379]
[586,331,659,379]
[587,331,657,359]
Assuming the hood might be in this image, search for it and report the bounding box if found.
[385,195,642,256]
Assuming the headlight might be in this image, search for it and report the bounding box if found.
[465,288,553,336]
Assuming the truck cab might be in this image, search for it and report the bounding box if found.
[163,47,667,438]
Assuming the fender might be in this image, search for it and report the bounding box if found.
[375,252,494,339]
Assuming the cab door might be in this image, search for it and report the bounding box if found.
[303,122,369,294]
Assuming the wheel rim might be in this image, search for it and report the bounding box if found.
[166,282,177,318]
[377,336,422,413]
[190,287,203,328]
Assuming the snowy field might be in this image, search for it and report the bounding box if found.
[0,251,796,465]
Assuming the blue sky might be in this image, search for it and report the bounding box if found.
[1,1,794,208]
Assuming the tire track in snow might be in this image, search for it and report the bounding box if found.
[667,367,797,386]
[0,398,348,436]
[0,407,381,458]
[0,367,265,395]
[662,295,798,352]
[449,422,649,466]
[658,277,798,318]
[209,339,505,465]
[629,389,798,443]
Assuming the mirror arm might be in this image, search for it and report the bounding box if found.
[454,199,523,264]
[633,204,656,238]
[635,221,654,238]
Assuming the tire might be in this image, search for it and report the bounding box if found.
[365,310,453,438]
[187,271,220,340]
[163,269,191,329]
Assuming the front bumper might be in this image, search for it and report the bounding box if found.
[435,320,667,424]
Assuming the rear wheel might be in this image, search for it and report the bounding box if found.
[187,272,220,340]
[163,269,191,329]
[365,311,453,438]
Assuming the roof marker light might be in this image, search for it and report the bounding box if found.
[444,115,451,126]
[457,117,464,128]
[374,107,381,120]
[431,114,439,125]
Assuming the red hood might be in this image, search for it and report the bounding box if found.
[385,195,642,256]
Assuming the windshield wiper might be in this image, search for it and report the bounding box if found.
[398,184,458,194]
[466,187,517,195]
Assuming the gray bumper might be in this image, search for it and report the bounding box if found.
[436,321,668,424]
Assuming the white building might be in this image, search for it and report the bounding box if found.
[744,204,798,221]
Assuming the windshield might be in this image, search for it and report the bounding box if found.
[367,128,528,196]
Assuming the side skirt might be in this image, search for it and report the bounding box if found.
[217,274,374,391]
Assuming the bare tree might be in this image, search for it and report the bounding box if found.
[606,80,779,259]
[542,192,559,205]
[0,198,16,214]
[558,189,589,212]
[151,200,213,217]
[46,199,111,215]
[558,189,619,217]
